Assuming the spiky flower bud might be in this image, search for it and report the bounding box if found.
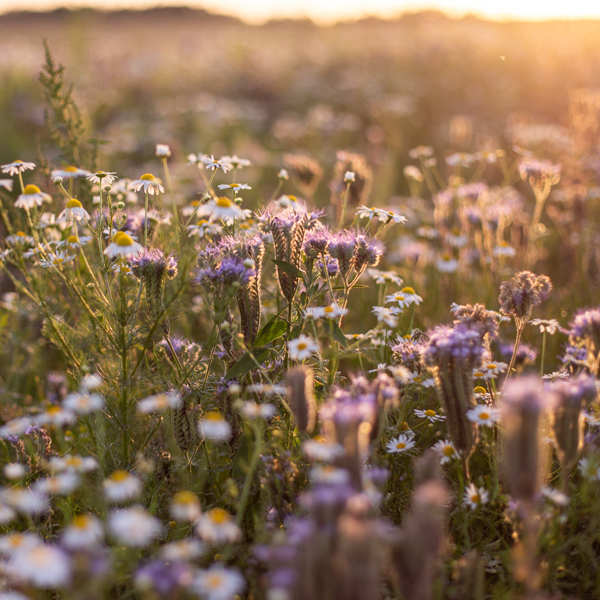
[286,366,316,435]
[171,395,198,453]
[501,375,548,502]
[498,271,552,324]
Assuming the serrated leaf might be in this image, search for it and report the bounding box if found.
[272,259,304,280]
[330,320,348,348]
[226,348,271,379]
[253,316,288,348]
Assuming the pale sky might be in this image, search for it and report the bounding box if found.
[0,0,599,24]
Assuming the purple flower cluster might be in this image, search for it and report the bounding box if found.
[498,271,552,321]
[569,307,600,349]
[135,560,193,599]
[129,248,178,281]
[499,341,538,366]
[421,324,485,367]
[391,335,425,369]
[197,255,255,288]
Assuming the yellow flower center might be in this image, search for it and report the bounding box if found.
[396,442,406,449]
[209,508,230,524]
[114,232,134,247]
[443,446,454,456]
[65,166,79,172]
[479,412,490,420]
[395,295,405,301]
[424,409,436,417]
[401,287,415,294]
[413,376,423,383]
[216,197,232,208]
[196,219,209,226]
[47,406,61,414]
[230,183,240,188]
[174,490,197,505]
[110,470,129,482]
[486,364,497,370]
[72,514,90,528]
[67,235,79,244]
[443,253,452,260]
[95,171,108,177]
[297,342,307,351]
[474,371,484,378]
[16,231,27,237]
[324,306,334,313]
[66,198,83,209]
[140,173,155,181]
[205,411,224,421]
[471,494,480,503]
[288,195,297,202]
[474,386,487,394]
[23,184,41,195]
[207,574,224,589]
[64,456,83,467]
[14,160,23,164]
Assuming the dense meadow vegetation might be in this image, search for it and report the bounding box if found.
[2,8,600,599]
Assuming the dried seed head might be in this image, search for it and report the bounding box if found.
[330,151,373,209]
[283,153,324,197]
[286,366,316,435]
[453,303,500,340]
[498,271,552,322]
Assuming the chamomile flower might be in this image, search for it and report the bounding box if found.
[104,231,144,258]
[302,437,344,462]
[0,179,14,190]
[463,483,489,510]
[541,486,569,507]
[493,242,516,258]
[240,402,277,420]
[473,362,507,380]
[436,253,459,273]
[58,198,90,222]
[414,408,445,422]
[245,383,287,396]
[34,472,81,496]
[130,174,165,195]
[39,250,76,269]
[202,155,233,172]
[0,486,49,515]
[217,183,251,192]
[4,463,27,480]
[37,405,76,426]
[86,171,118,184]
[310,465,350,485]
[170,491,201,523]
[192,565,245,600]
[159,539,206,561]
[55,234,93,249]
[385,434,415,454]
[529,319,560,335]
[373,208,407,224]
[306,303,348,320]
[432,440,459,464]
[473,386,491,402]
[187,219,223,238]
[51,166,90,179]
[356,206,378,220]
[61,514,104,550]
[48,454,98,474]
[62,392,104,414]
[385,287,423,308]
[137,392,182,414]
[14,185,52,209]
[1,160,36,176]
[0,501,16,524]
[372,306,401,328]
[9,543,72,588]
[275,194,301,209]
[287,335,318,361]
[6,231,35,247]
[81,373,103,392]
[155,144,171,157]
[102,470,142,503]
[366,268,403,286]
[406,371,435,387]
[467,404,501,427]
[0,416,33,438]
[221,155,251,169]
[196,508,241,543]
[0,532,42,555]
[199,412,232,441]
[578,456,600,481]
[196,197,247,224]
[108,506,162,547]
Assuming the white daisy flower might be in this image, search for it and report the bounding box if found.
[39,251,76,269]
[55,234,93,249]
[137,392,182,414]
[108,506,162,547]
[473,386,491,402]
[4,463,27,480]
[407,371,435,388]
[196,197,247,224]
[275,194,301,210]
[33,472,81,496]
[130,173,165,195]
[385,287,423,308]
[159,539,206,561]
[246,383,287,396]
[221,155,250,169]
[202,155,233,172]
[1,160,36,176]
[48,454,98,474]
[467,404,501,427]
[104,231,144,258]
[86,171,118,184]
[187,219,223,238]
[81,373,103,392]
[445,230,468,248]
[287,335,318,361]
[9,543,72,588]
[432,440,459,464]
[102,470,142,503]
[169,491,201,523]
[302,437,344,462]
[543,371,570,382]
[199,412,232,441]
[14,184,52,209]
[541,486,569,507]
[0,532,42,555]
[51,166,90,179]
[387,365,411,383]
[366,268,403,286]
[6,231,35,246]
[493,242,516,258]
[37,212,68,229]
[414,408,445,422]
[579,456,600,481]
[372,306,401,328]
[473,362,507,381]
[58,198,90,222]
[217,183,251,192]
[529,319,560,335]
[0,486,49,515]
[463,483,489,510]
[0,417,33,438]
[277,168,289,179]
[436,254,459,273]
[37,405,76,426]
[306,303,348,320]
[373,208,407,224]
[0,179,14,190]
[155,144,171,157]
[0,501,16,525]
[309,465,350,485]
[192,565,245,600]
[62,392,104,414]
[368,363,388,373]
[385,434,415,454]
[196,508,241,544]
[186,153,208,166]
[61,514,104,550]
[240,402,277,420]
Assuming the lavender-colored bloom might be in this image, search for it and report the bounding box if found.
[352,234,384,272]
[134,560,193,598]
[499,341,538,366]
[422,324,485,366]
[129,248,178,281]
[453,303,499,340]
[561,343,588,367]
[391,335,425,370]
[197,255,254,288]
[302,228,332,258]
[518,158,561,181]
[498,271,552,322]
[316,256,339,277]
[328,232,356,278]
[569,307,600,349]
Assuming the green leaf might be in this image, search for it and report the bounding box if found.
[253,316,288,348]
[330,320,348,348]
[225,348,271,379]
[272,259,304,280]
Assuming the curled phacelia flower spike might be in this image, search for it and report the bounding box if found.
[287,366,317,435]
[422,324,484,463]
[498,271,552,323]
[453,303,500,341]
[282,153,324,197]
[568,307,600,373]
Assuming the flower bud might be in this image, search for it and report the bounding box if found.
[286,366,316,435]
